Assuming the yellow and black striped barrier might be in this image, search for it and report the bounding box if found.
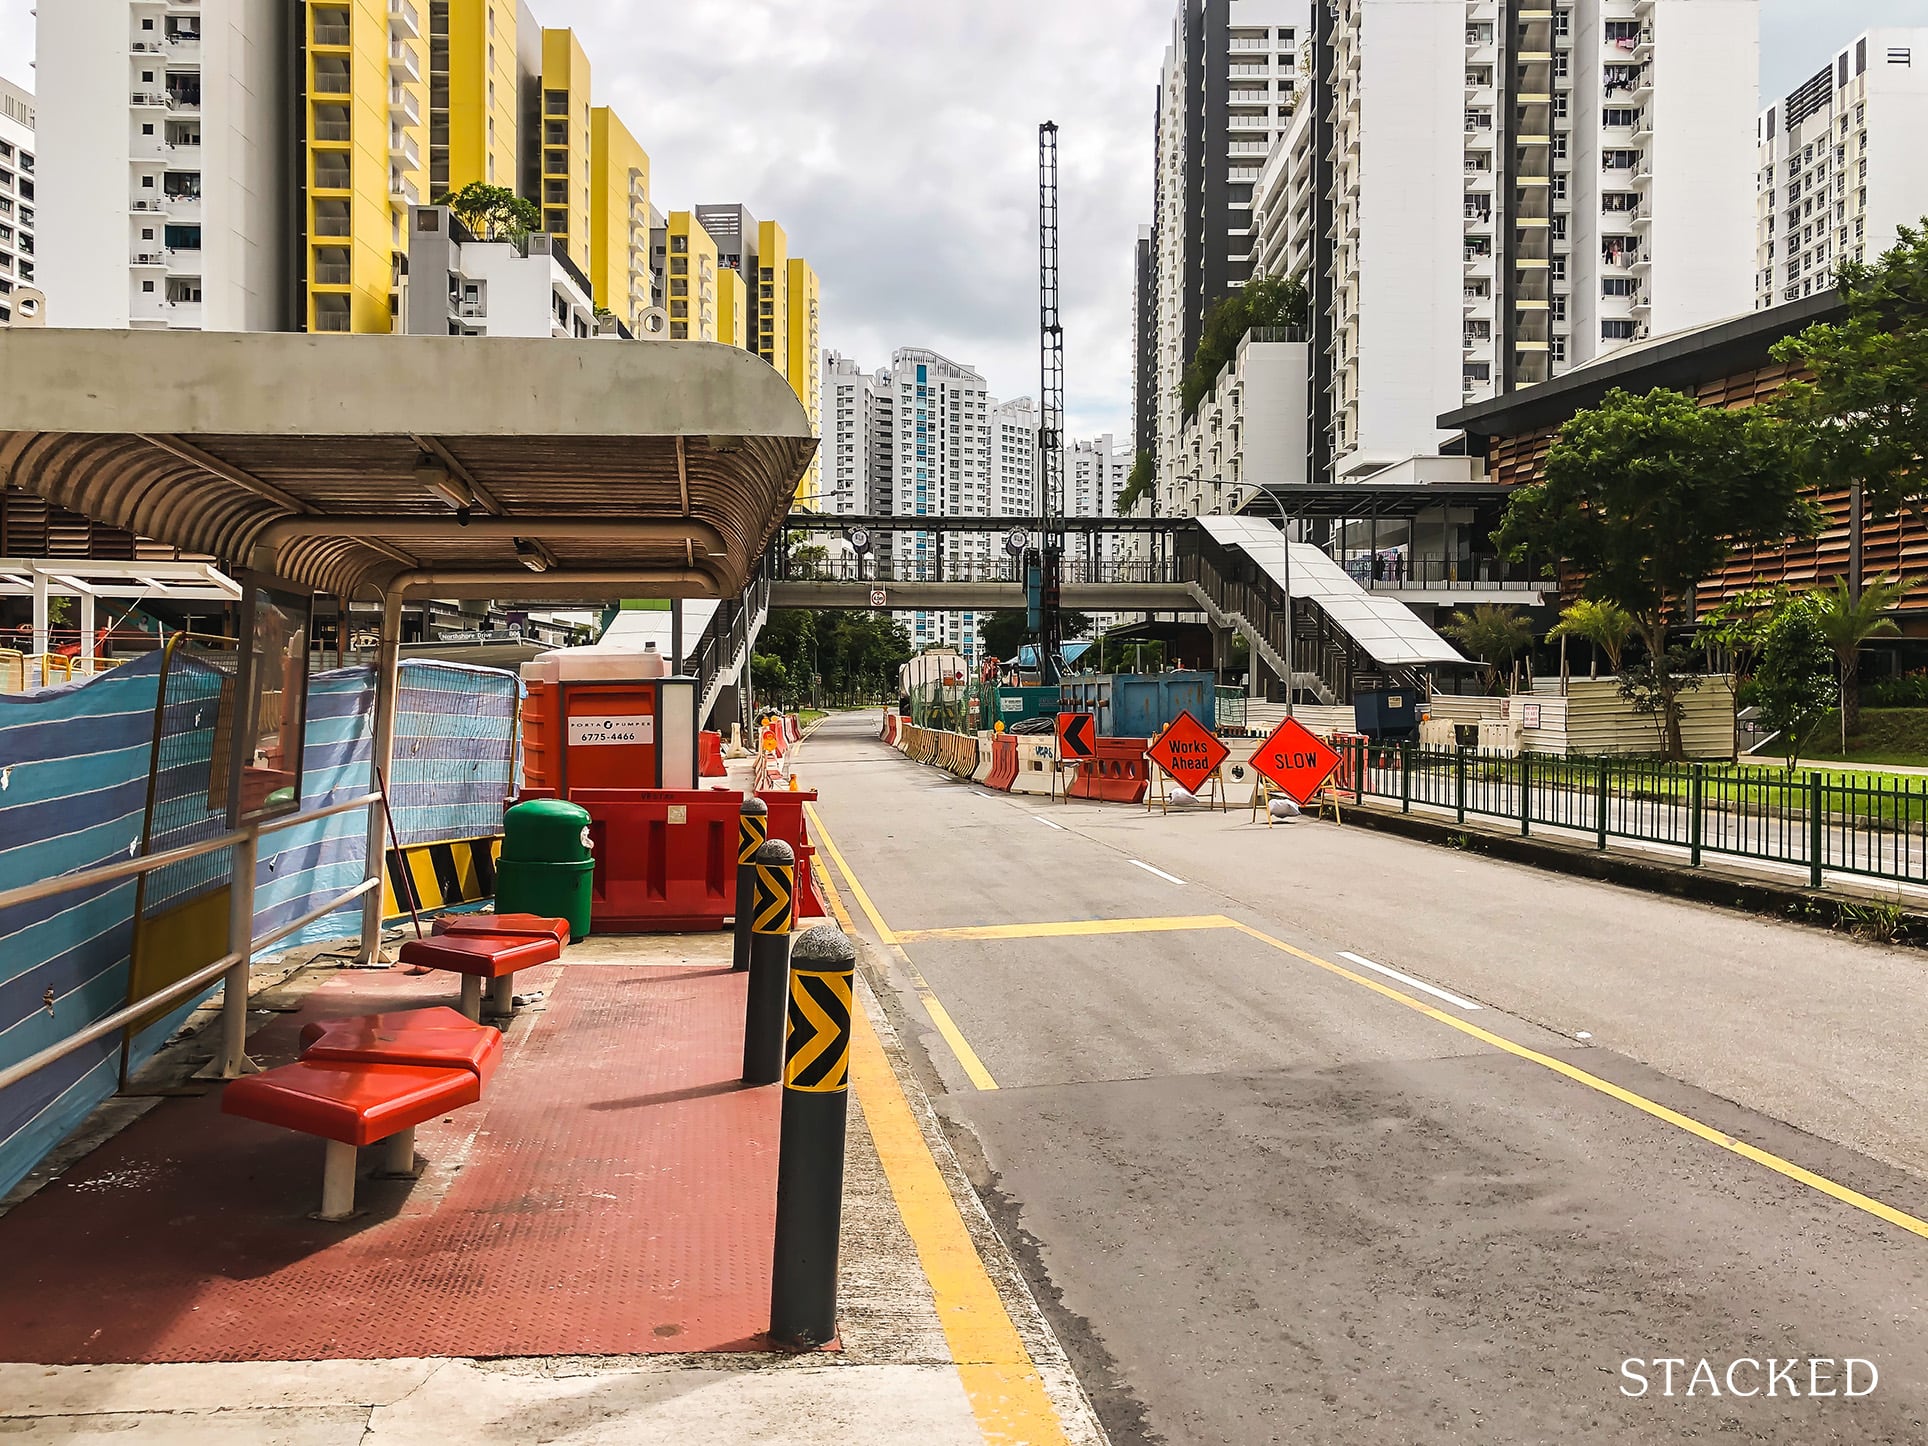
[732,795,770,973]
[741,838,795,1085]
[770,922,856,1346]
[382,835,502,919]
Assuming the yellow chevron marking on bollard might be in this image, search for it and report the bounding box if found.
[786,968,852,1091]
[752,864,794,934]
[738,813,767,865]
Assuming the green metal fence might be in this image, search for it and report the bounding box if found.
[1346,741,1928,891]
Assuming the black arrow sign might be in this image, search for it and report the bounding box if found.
[1058,712,1096,760]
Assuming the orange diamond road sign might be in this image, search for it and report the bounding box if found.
[1147,709,1229,794]
[1057,711,1096,760]
[1250,717,1342,804]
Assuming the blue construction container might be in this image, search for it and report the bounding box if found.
[1057,672,1217,738]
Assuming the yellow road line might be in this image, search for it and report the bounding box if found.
[897,914,1237,943]
[808,804,999,1091]
[1226,920,1928,1243]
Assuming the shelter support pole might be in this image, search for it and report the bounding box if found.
[359,592,405,964]
[79,593,96,667]
[201,826,262,1080]
[31,569,48,656]
[672,598,684,675]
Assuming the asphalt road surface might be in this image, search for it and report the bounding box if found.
[803,712,1928,1446]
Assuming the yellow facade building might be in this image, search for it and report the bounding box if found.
[785,257,822,505]
[752,219,788,377]
[538,29,592,268]
[432,0,520,194]
[303,0,427,333]
[663,211,718,341]
[716,267,748,348]
[590,108,652,331]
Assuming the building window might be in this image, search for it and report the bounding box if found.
[1602,319,1637,340]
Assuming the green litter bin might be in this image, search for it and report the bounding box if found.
[495,799,594,942]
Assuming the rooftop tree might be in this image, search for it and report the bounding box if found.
[1495,386,1818,758]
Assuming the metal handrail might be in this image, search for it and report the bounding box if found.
[0,792,381,915]
[0,875,379,1095]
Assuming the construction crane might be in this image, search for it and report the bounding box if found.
[1029,120,1067,685]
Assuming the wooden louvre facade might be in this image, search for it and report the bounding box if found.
[1440,294,1928,634]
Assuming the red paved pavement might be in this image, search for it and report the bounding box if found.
[0,952,783,1363]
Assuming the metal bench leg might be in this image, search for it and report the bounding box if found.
[485,972,515,1020]
[459,974,483,1022]
[318,1139,358,1222]
[377,1125,420,1179]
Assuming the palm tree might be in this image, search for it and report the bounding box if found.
[1811,575,1911,752]
[1442,603,1535,695]
[1546,599,1636,679]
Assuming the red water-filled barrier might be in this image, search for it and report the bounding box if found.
[699,730,728,778]
[1068,738,1151,804]
[571,788,741,931]
[985,735,1019,791]
[758,788,826,920]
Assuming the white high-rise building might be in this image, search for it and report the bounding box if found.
[1068,435,1129,566]
[990,398,1038,517]
[1755,29,1928,310]
[1149,1,1312,513]
[822,351,880,518]
[1286,0,1758,479]
[0,78,40,328]
[39,0,290,331]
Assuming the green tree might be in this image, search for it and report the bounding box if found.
[1810,573,1910,750]
[1440,603,1534,695]
[751,652,790,705]
[1495,386,1819,758]
[1547,598,1635,678]
[435,182,541,242]
[1117,450,1155,514]
[1695,586,1790,754]
[1181,272,1308,419]
[1770,222,1928,522]
[1753,594,1837,770]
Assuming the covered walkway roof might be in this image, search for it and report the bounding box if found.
[0,331,816,601]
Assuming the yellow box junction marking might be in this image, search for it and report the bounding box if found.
[897,915,1237,943]
[1225,920,1928,1245]
[808,803,1000,1091]
[812,853,1074,1446]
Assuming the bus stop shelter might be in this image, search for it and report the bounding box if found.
[0,329,815,1086]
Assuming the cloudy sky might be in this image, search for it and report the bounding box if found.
[2,0,1925,437]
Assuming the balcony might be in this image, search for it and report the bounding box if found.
[131,90,168,109]
[311,63,352,97]
[390,170,422,205]
[312,159,351,194]
[130,38,164,54]
[388,130,420,170]
[311,23,351,49]
[162,191,202,219]
[166,31,202,59]
[164,88,202,114]
[388,0,421,40]
[387,44,422,87]
[388,86,420,126]
[131,250,165,267]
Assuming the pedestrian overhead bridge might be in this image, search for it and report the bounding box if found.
[770,513,1469,702]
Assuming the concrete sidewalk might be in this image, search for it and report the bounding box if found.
[1,912,1104,1442]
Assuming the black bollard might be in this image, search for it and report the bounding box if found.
[770,922,854,1348]
[732,794,769,973]
[741,838,795,1085]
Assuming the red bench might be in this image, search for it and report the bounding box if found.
[224,1006,504,1220]
[397,932,562,1021]
[430,913,571,948]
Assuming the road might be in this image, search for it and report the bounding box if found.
[801,711,1928,1445]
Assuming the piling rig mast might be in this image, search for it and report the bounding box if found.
[1030,120,1067,684]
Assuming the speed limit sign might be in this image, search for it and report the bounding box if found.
[869,588,887,607]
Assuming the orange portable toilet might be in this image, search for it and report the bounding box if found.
[520,642,700,796]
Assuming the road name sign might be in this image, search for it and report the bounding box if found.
[1056,711,1096,760]
[1146,710,1229,795]
[1250,718,1341,804]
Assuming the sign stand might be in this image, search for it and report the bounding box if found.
[1248,773,1282,827]
[1150,759,1228,814]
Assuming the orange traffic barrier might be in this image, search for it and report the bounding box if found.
[985,735,1020,791]
[1068,737,1151,805]
[699,729,728,778]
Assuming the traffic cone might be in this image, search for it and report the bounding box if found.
[788,773,801,792]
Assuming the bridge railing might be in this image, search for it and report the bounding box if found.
[769,553,1182,586]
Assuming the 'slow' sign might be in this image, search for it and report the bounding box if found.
[1249,718,1340,803]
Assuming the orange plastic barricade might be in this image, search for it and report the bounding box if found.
[985,735,1020,791]
[757,787,826,919]
[1068,737,1151,804]
[699,730,728,778]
